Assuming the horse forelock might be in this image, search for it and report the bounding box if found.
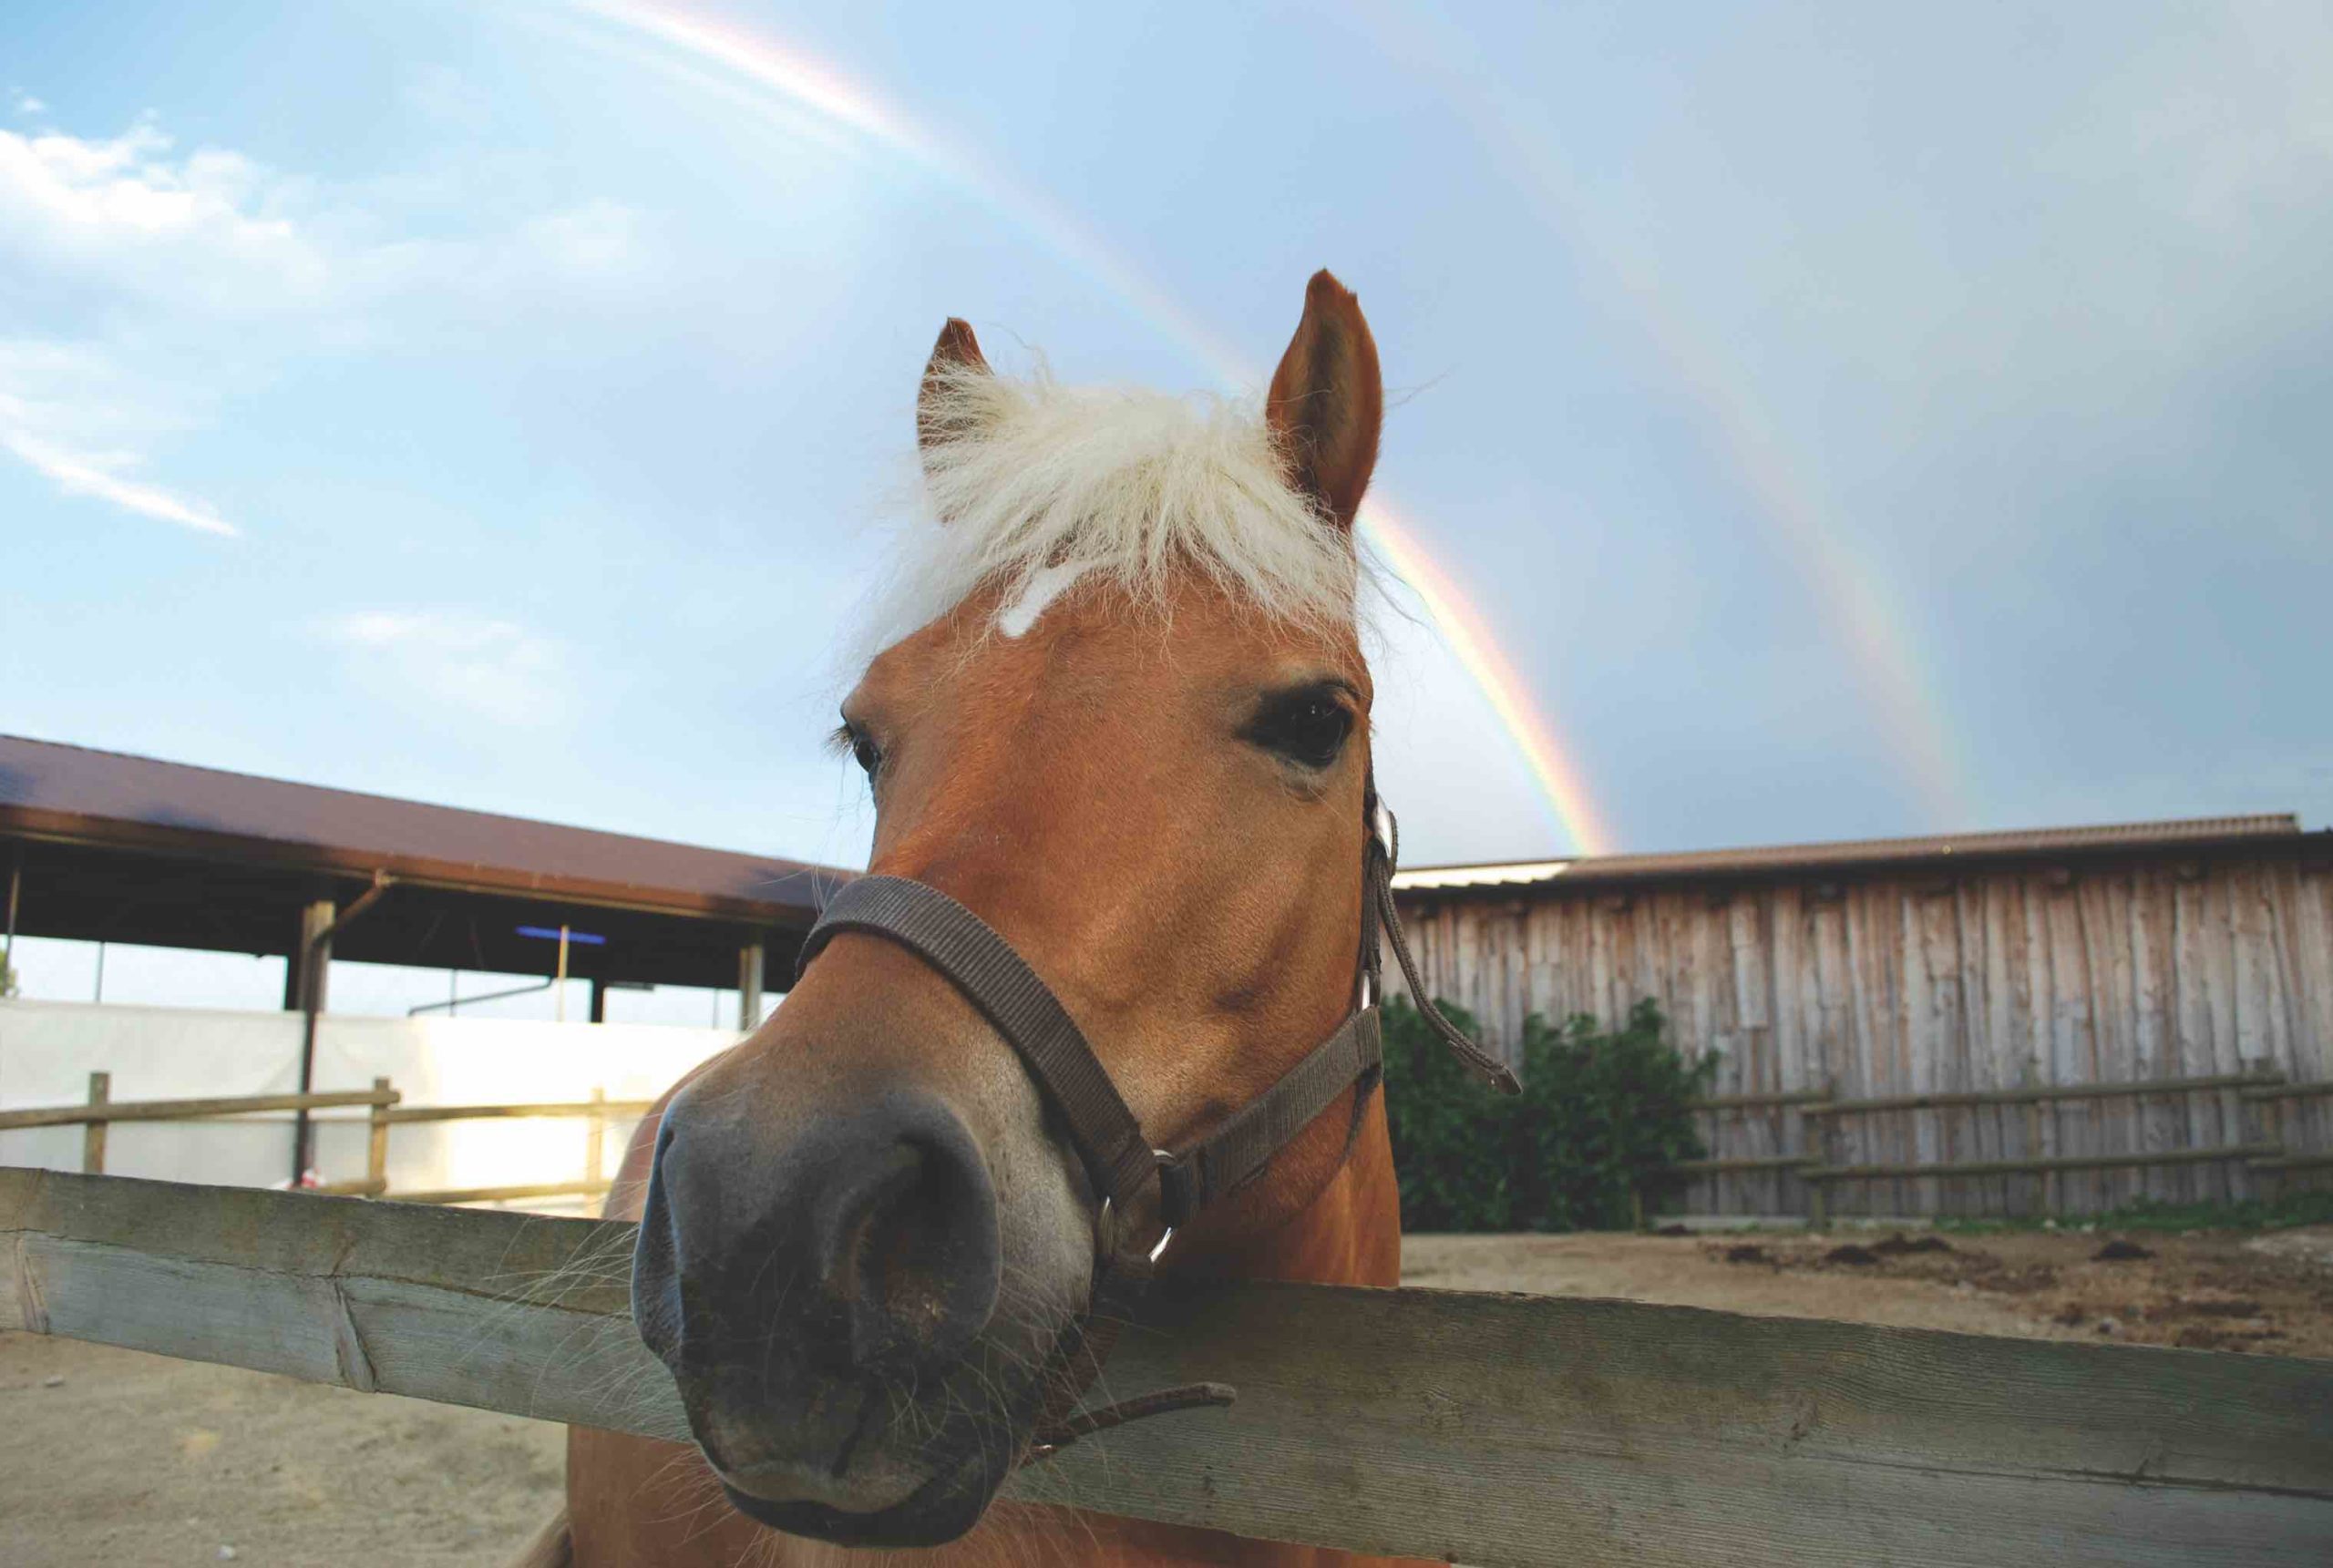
[859,358,1374,659]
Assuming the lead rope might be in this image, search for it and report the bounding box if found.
[1372,807,1519,1093]
[1023,796,1516,1461]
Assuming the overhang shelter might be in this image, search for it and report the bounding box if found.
[0,734,850,1024]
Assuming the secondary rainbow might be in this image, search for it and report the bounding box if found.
[1349,0,1971,828]
[558,0,1620,854]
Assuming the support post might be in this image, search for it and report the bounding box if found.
[284,900,335,1013]
[3,845,20,981]
[588,976,608,1025]
[288,876,394,1185]
[585,1087,607,1188]
[555,926,570,1024]
[737,938,766,1031]
[365,1077,393,1197]
[289,898,334,1185]
[81,1071,108,1174]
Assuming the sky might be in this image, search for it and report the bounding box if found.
[4,2,2330,1015]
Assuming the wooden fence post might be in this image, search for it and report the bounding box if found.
[2253,1067,2286,1200]
[365,1077,394,1197]
[81,1071,109,1174]
[1806,1078,1835,1231]
[585,1087,607,1188]
[2024,1101,2050,1215]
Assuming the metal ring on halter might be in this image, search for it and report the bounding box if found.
[1094,1198,1177,1266]
[1095,1152,1178,1266]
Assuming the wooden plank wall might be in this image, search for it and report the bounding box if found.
[1389,851,2333,1217]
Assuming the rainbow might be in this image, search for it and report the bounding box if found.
[1359,503,1614,853]
[554,0,1620,854]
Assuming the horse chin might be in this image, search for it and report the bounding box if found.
[691,1353,1054,1548]
[717,1440,1008,1549]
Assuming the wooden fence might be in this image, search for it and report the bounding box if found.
[1674,1072,2333,1225]
[0,1075,651,1206]
[5,1167,2328,1566]
[1392,845,2333,1216]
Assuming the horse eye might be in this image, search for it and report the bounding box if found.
[1247,690,1355,770]
[834,721,884,786]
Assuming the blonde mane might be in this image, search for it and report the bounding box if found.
[861,358,1372,652]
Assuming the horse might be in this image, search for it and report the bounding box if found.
[529,271,1450,1568]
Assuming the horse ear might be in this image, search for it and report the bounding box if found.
[1266,271,1382,532]
[918,317,991,464]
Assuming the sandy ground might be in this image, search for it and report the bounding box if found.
[1403,1223,2333,1357]
[5,1225,2328,1566]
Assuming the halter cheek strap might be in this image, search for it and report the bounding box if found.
[793,787,1519,1460]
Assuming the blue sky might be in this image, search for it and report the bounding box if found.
[5,2,2329,1015]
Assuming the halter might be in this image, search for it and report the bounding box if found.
[794,782,1519,1460]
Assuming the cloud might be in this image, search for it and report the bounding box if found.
[0,109,662,538]
[15,95,45,116]
[0,119,344,314]
[512,198,650,280]
[0,337,236,535]
[0,113,658,323]
[1,429,232,535]
[319,610,570,727]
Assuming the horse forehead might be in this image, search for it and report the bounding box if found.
[992,581,1361,680]
[854,583,1367,761]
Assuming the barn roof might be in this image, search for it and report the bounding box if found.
[0,734,850,988]
[1391,814,2316,895]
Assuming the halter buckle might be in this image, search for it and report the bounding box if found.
[1371,799,1398,866]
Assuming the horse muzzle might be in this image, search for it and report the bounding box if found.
[632,1079,1061,1546]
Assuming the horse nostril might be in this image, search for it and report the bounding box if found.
[813,1119,1001,1372]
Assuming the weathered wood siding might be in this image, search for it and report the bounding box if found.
[1390,849,2333,1216]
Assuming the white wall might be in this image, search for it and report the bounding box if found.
[0,998,739,1208]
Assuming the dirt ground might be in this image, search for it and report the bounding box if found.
[5,1225,2328,1566]
[1402,1223,2333,1358]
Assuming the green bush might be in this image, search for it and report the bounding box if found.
[1382,996,1717,1232]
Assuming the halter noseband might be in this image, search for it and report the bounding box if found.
[794,784,1518,1460]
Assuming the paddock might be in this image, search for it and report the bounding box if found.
[7,757,2333,1563]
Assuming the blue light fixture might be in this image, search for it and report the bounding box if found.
[516,925,607,945]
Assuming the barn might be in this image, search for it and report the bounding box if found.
[1387,815,2333,1218]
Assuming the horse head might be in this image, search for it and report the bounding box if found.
[630,272,1391,1547]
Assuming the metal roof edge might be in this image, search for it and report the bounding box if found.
[1393,814,2312,893]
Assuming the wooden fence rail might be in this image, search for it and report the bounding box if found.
[1670,1070,2322,1224]
[0,1077,641,1206]
[1793,1070,2283,1119]
[0,1080,402,1133]
[4,1168,2328,1566]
